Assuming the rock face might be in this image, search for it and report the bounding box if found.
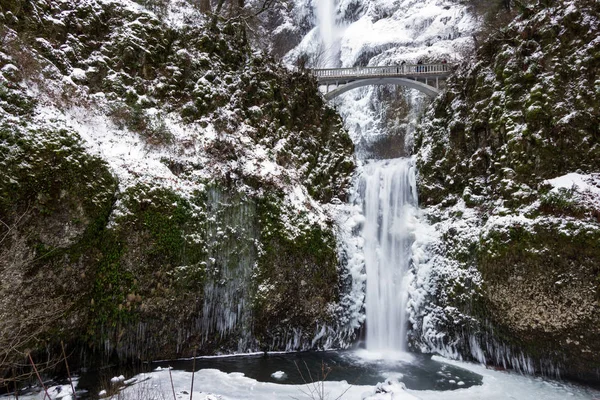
[0,0,357,375]
[282,0,477,158]
[413,0,600,383]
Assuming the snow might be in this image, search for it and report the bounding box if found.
[7,381,79,400]
[110,375,126,383]
[270,371,287,379]
[285,0,478,148]
[8,356,599,400]
[282,0,485,366]
[0,0,361,356]
[113,368,370,400]
[546,173,600,196]
[285,0,598,371]
[166,0,206,29]
[5,0,598,395]
[70,68,87,81]
[25,80,333,237]
[326,182,368,335]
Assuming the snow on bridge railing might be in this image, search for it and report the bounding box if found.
[311,63,453,79]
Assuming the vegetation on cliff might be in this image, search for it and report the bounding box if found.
[0,0,357,380]
[413,0,600,383]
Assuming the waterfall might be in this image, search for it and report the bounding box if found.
[310,0,420,356]
[359,158,418,353]
[315,0,337,67]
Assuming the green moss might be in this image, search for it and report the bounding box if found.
[416,1,600,207]
[0,82,36,115]
[537,187,587,218]
[115,184,207,281]
[0,125,116,227]
[0,123,121,358]
[0,0,356,366]
[425,216,600,374]
[81,184,210,345]
[252,193,339,343]
[88,234,134,329]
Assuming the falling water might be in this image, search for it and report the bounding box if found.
[316,0,337,67]
[360,158,418,353]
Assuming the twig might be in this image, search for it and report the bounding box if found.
[293,360,311,398]
[168,366,176,400]
[304,361,319,398]
[293,361,320,400]
[0,204,30,246]
[320,362,325,400]
[291,359,359,400]
[190,348,197,400]
[12,367,19,400]
[61,341,77,400]
[332,365,362,400]
[0,218,13,246]
[28,353,50,400]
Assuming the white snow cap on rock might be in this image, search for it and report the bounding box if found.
[546,173,600,196]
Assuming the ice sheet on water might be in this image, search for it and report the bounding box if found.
[353,348,416,363]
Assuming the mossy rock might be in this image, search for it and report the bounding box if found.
[475,221,600,381]
[0,126,117,375]
[252,194,340,347]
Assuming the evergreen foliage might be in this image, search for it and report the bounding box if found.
[414,0,600,382]
[0,0,356,378]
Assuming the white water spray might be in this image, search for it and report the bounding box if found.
[360,158,418,353]
[315,0,337,67]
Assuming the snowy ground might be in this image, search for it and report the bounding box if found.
[6,355,599,400]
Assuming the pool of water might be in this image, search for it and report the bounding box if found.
[77,350,482,393]
[5,351,600,400]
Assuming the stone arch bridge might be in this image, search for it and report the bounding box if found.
[311,64,452,100]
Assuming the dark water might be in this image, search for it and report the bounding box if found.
[85,351,480,393]
[5,351,483,398]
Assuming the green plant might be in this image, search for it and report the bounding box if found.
[539,187,586,217]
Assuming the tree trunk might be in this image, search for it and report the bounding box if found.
[199,0,211,13]
[215,0,226,14]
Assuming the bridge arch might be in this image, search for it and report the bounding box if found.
[324,77,441,100]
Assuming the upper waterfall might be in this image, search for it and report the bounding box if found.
[315,0,337,67]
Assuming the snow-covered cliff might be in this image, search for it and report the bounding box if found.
[0,0,358,372]
[414,0,600,383]
[282,0,478,156]
[282,0,600,385]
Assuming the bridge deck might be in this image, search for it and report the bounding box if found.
[312,64,452,84]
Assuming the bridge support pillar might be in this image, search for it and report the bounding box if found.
[436,77,439,89]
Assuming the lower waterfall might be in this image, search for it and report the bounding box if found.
[359,158,418,353]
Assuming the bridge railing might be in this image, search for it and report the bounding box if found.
[312,63,452,79]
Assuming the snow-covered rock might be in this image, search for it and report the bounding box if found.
[413,0,600,383]
[0,0,359,374]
